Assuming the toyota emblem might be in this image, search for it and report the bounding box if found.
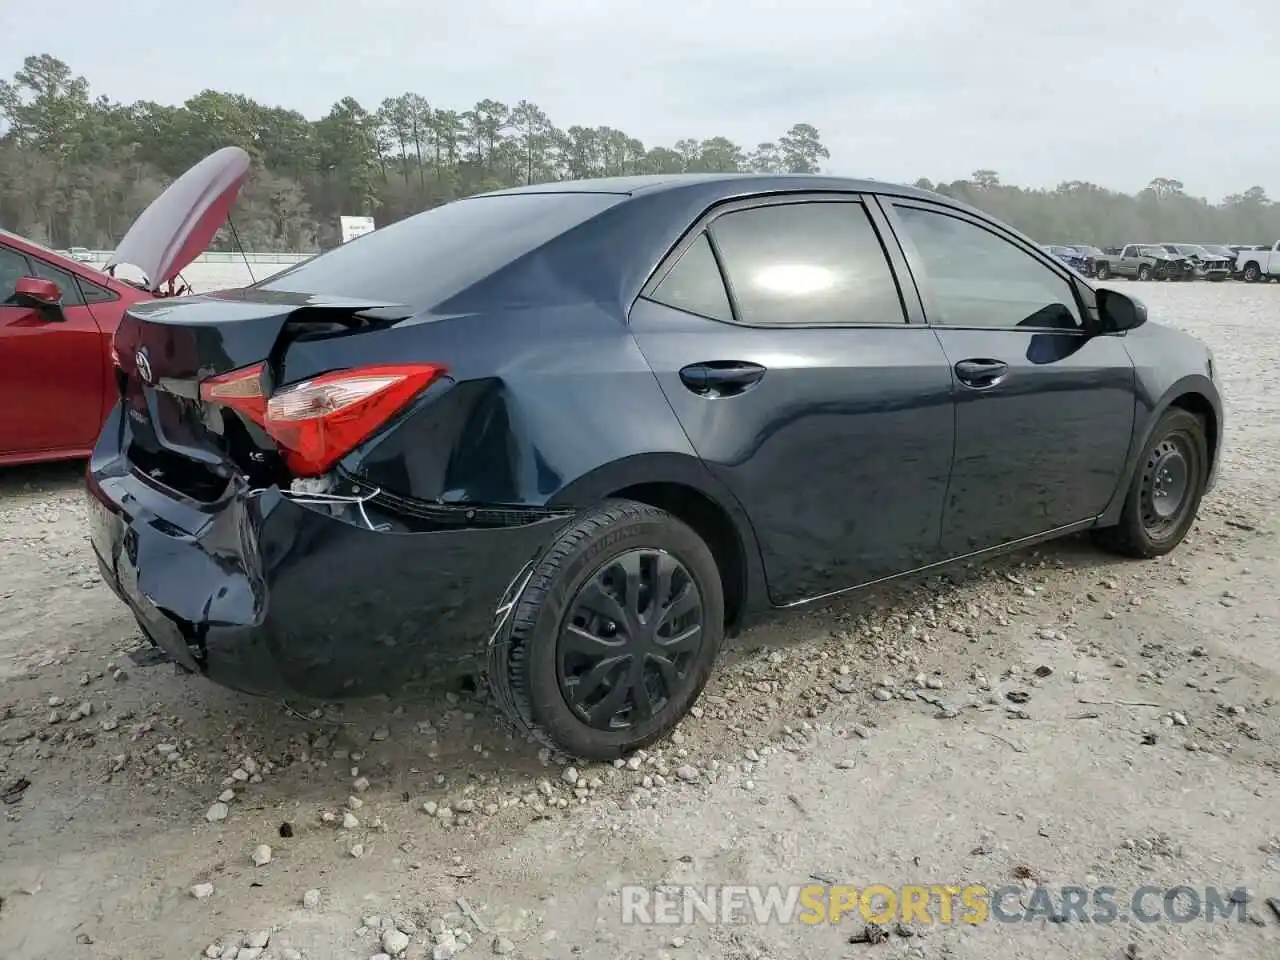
[135,348,153,384]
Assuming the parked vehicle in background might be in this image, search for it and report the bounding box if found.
[1068,244,1107,277]
[1187,244,1239,277]
[1193,244,1242,279]
[1158,244,1230,281]
[1041,245,1090,274]
[1235,241,1280,282]
[68,247,95,263]
[0,146,250,466]
[86,173,1221,760]
[1093,244,1192,281]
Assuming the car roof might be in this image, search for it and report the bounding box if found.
[478,172,946,205]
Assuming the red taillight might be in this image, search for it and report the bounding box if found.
[200,362,268,427]
[266,363,445,476]
[201,362,445,477]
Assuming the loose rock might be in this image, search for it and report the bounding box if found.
[382,927,411,955]
[205,802,229,823]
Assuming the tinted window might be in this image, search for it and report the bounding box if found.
[648,233,732,322]
[27,258,86,306]
[0,246,28,303]
[76,275,117,304]
[259,192,623,307]
[893,205,1082,330]
[708,202,904,326]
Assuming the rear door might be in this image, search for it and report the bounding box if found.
[879,197,1136,556]
[0,244,107,456]
[629,194,955,606]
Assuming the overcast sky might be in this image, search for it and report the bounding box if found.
[4,0,1277,200]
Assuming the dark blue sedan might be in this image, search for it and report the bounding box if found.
[86,174,1222,760]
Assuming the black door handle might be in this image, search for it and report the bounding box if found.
[954,358,1008,388]
[679,361,767,396]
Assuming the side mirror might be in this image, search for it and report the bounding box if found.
[13,276,65,320]
[1096,287,1147,333]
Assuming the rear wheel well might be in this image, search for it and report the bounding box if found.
[611,482,745,633]
[1168,392,1218,472]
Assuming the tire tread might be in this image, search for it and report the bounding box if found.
[487,498,722,760]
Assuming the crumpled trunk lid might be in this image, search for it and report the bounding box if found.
[112,289,408,498]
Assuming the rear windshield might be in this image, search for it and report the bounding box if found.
[257,192,624,307]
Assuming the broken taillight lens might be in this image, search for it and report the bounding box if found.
[265,364,446,476]
[199,362,269,427]
[200,362,445,477]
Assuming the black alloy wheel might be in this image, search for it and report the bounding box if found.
[557,549,704,731]
[1138,264,1152,281]
[1093,407,1209,558]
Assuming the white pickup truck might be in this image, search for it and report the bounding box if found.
[1236,242,1280,282]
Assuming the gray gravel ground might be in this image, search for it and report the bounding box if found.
[1,280,1278,960]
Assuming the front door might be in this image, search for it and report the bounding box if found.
[0,245,106,456]
[630,195,955,605]
[881,199,1136,556]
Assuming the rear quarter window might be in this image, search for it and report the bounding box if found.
[258,193,624,308]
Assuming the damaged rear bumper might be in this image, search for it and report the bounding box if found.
[86,403,572,700]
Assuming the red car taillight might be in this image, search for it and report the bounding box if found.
[200,362,269,426]
[200,362,446,477]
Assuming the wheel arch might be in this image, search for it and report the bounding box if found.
[1097,375,1221,526]
[547,452,769,634]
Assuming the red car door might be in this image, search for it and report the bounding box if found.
[0,244,107,457]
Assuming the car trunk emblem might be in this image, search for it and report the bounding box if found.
[135,348,153,384]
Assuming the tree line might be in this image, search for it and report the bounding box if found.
[1,53,1277,254]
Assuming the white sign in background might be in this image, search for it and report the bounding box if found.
[339,215,376,243]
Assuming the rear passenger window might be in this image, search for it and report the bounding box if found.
[76,276,117,304]
[648,233,732,322]
[709,201,905,326]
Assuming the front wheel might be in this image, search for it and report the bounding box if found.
[489,499,725,761]
[1243,262,1262,282]
[1092,408,1209,559]
[1095,262,1111,280]
[1137,264,1152,281]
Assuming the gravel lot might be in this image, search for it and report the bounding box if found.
[2,281,1278,960]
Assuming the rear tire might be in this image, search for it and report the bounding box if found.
[1092,408,1209,559]
[489,498,725,761]
[1137,264,1152,281]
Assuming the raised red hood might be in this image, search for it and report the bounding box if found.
[105,146,251,293]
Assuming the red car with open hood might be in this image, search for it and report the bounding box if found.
[0,146,251,466]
